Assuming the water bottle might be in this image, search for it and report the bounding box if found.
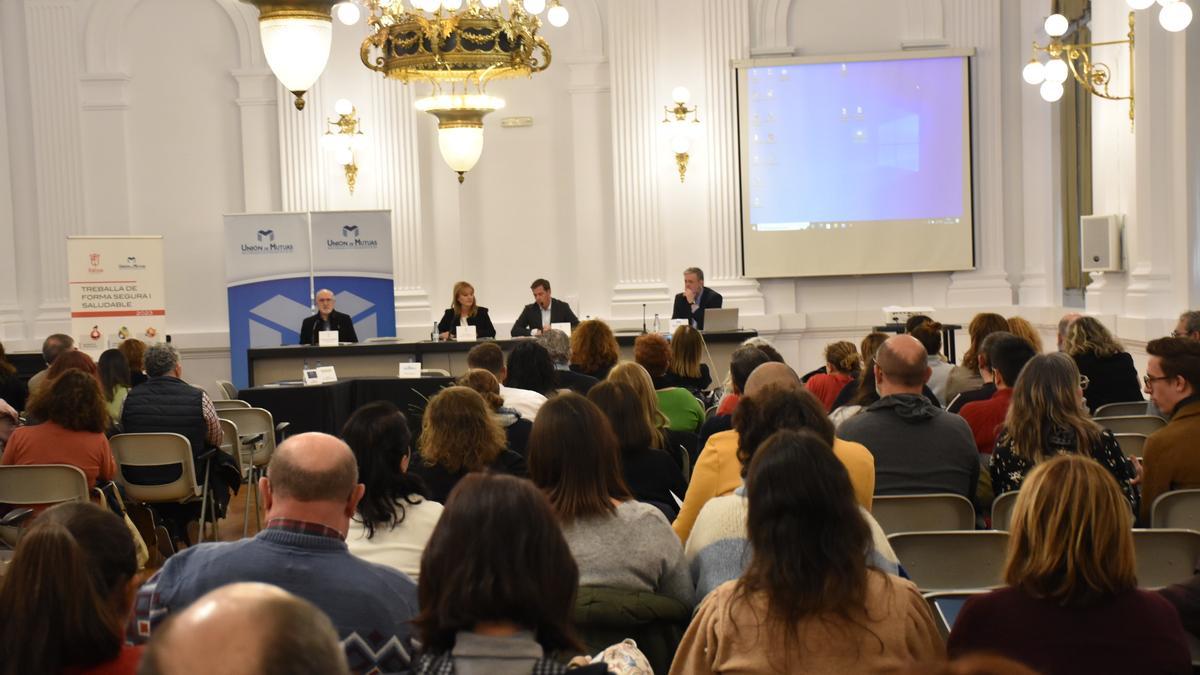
[653,313,661,333]
[431,321,439,342]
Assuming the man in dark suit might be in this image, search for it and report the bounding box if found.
[510,278,580,337]
[671,267,723,330]
[299,289,359,345]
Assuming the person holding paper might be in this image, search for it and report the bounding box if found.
[510,278,580,337]
[437,281,496,340]
[671,267,723,330]
[299,288,358,345]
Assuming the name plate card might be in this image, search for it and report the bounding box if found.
[550,322,572,337]
[318,330,339,347]
[398,362,422,379]
[316,366,337,383]
[456,325,477,342]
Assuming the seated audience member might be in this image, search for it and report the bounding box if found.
[413,474,607,675]
[0,341,27,412]
[538,328,597,394]
[0,398,17,454]
[674,362,875,542]
[118,338,149,387]
[466,341,546,420]
[830,333,943,426]
[1173,310,1200,340]
[588,380,688,518]
[504,340,559,397]
[299,288,358,345]
[665,324,712,393]
[0,503,141,675]
[1062,316,1144,414]
[911,321,953,403]
[1056,312,1083,351]
[805,340,861,413]
[606,361,693,468]
[458,368,532,456]
[1006,316,1044,354]
[959,333,1037,456]
[672,429,943,674]
[944,313,1010,403]
[1161,573,1200,640]
[635,333,705,433]
[949,455,1189,674]
[990,353,1137,510]
[686,395,895,604]
[139,583,350,675]
[1,369,115,489]
[528,393,693,607]
[831,332,889,411]
[1139,337,1200,525]
[46,348,101,382]
[838,335,978,501]
[905,314,933,333]
[98,348,132,422]
[342,401,442,582]
[132,432,419,674]
[410,386,527,503]
[510,278,580,338]
[698,345,770,447]
[569,319,620,380]
[436,280,496,340]
[26,332,74,396]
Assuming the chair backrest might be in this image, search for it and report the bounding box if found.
[888,531,1010,592]
[991,490,1020,531]
[1098,415,1167,436]
[110,433,200,503]
[1133,529,1200,589]
[872,494,976,534]
[923,590,986,641]
[218,419,245,471]
[1094,401,1153,418]
[213,399,251,410]
[215,407,276,467]
[420,368,451,377]
[216,380,238,399]
[1113,433,1148,459]
[1153,490,1200,531]
[0,464,90,506]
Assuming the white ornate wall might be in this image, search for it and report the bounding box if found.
[1,0,1196,393]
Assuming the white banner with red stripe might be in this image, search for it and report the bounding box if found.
[67,236,166,358]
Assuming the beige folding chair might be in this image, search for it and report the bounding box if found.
[110,433,216,543]
[1152,490,1200,531]
[218,418,249,537]
[1094,401,1154,418]
[1098,415,1167,436]
[213,399,251,410]
[924,590,986,641]
[0,464,90,547]
[871,494,976,534]
[216,380,238,399]
[1133,529,1200,589]
[215,407,279,533]
[990,490,1020,531]
[887,531,1010,592]
[1113,433,1148,459]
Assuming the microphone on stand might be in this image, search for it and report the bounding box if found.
[642,303,647,334]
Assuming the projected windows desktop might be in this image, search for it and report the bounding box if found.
[739,54,975,278]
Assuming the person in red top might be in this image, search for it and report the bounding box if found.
[805,341,861,412]
[1,368,115,488]
[959,333,1038,456]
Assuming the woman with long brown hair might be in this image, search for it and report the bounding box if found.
[569,319,621,380]
[409,386,527,503]
[436,280,496,340]
[989,353,1137,508]
[950,455,1189,673]
[1062,315,1143,414]
[117,339,148,386]
[666,324,712,392]
[606,361,673,451]
[672,429,942,673]
[944,312,1010,403]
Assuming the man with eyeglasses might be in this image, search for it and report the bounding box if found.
[1137,337,1200,525]
[1172,311,1200,340]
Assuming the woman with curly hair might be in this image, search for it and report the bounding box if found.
[457,368,533,456]
[409,386,527,503]
[1,369,114,489]
[1062,316,1143,414]
[46,350,101,384]
[569,319,621,381]
[944,312,1010,403]
[805,340,861,412]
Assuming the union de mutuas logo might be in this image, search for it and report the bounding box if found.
[241,229,295,255]
[119,256,146,270]
[327,224,378,250]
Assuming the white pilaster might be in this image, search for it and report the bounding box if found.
[370,77,430,326]
[700,0,763,314]
[608,0,669,315]
[78,73,133,234]
[233,70,279,212]
[278,83,328,212]
[0,22,23,343]
[567,58,615,321]
[945,0,1015,306]
[1017,0,1060,307]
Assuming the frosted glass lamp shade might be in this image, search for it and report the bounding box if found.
[1022,60,1046,85]
[260,15,332,108]
[1044,58,1069,84]
[334,2,360,25]
[671,135,691,154]
[672,86,691,105]
[1160,1,1193,31]
[1044,13,1069,36]
[438,127,484,174]
[1040,80,1065,102]
[547,4,569,26]
[334,98,354,116]
[523,0,546,14]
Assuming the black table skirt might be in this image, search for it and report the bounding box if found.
[240,376,455,437]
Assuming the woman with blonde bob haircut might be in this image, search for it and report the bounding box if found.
[410,386,527,503]
[949,455,1189,673]
[989,353,1137,509]
[666,325,712,392]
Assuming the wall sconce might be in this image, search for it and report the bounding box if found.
[324,98,364,194]
[1021,8,1135,123]
[663,86,699,183]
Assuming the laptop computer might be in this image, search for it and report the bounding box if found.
[703,307,739,332]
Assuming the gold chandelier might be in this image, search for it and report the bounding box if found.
[242,0,569,182]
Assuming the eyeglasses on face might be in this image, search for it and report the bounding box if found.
[1144,374,1174,387]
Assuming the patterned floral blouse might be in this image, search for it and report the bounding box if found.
[990,425,1139,511]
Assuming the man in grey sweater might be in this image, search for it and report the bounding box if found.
[838,334,979,504]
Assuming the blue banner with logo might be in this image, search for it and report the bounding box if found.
[309,210,396,342]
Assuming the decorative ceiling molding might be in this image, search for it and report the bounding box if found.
[749,0,794,56]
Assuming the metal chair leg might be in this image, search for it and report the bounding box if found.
[243,466,253,538]
[198,459,212,543]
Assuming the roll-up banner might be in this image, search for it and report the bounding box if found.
[223,213,312,389]
[67,236,166,358]
[309,210,396,343]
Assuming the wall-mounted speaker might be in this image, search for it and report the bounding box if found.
[1081,214,1123,273]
